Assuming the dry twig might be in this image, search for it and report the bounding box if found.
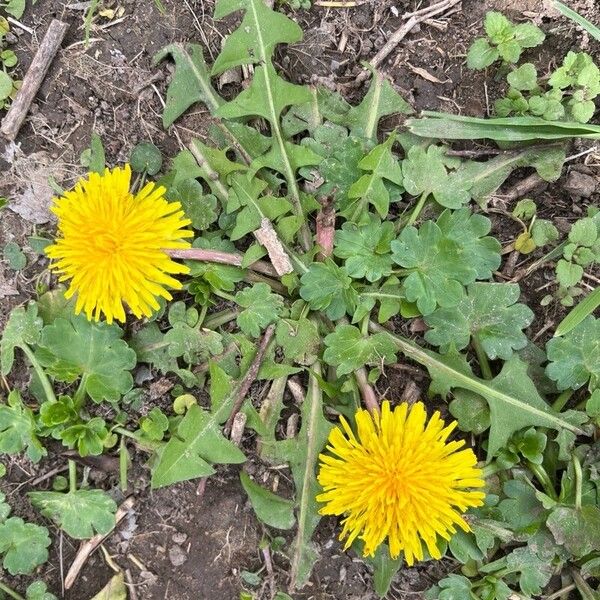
[225,324,276,433]
[1,20,69,140]
[355,0,462,85]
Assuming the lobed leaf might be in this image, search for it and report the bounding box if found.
[546,316,600,391]
[28,489,117,539]
[424,282,534,360]
[36,314,137,404]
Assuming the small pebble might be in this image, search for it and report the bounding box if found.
[563,171,597,198]
[169,544,188,567]
[172,532,188,545]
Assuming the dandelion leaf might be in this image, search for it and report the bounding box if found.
[154,43,222,126]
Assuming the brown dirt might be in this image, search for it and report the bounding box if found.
[1,0,599,598]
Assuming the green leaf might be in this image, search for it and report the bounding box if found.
[28,489,117,539]
[373,324,584,459]
[0,70,14,101]
[261,369,332,588]
[569,217,598,246]
[151,404,246,488]
[235,283,284,338]
[498,39,521,63]
[275,317,320,365]
[3,0,25,19]
[467,38,499,69]
[484,11,513,43]
[240,471,295,530]
[211,0,303,75]
[323,325,396,376]
[407,111,600,141]
[89,132,106,174]
[215,61,311,136]
[556,258,583,288]
[504,545,552,596]
[513,22,545,47]
[449,390,491,435]
[333,216,394,282]
[429,574,473,600]
[300,261,357,320]
[344,134,403,220]
[391,208,501,315]
[226,173,292,240]
[359,542,403,598]
[3,241,26,270]
[25,581,57,600]
[531,219,559,246]
[139,407,169,441]
[154,43,222,126]
[547,505,600,558]
[401,145,471,209]
[88,573,127,600]
[37,314,136,403]
[555,287,600,337]
[130,142,162,175]
[172,179,218,231]
[0,390,46,462]
[1,301,42,376]
[498,480,546,531]
[424,282,534,360]
[59,417,109,456]
[507,63,538,91]
[546,316,600,391]
[129,322,178,374]
[0,517,50,575]
[164,301,224,364]
[344,69,412,140]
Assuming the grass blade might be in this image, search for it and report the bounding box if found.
[407,112,600,141]
[555,287,600,337]
[553,1,600,41]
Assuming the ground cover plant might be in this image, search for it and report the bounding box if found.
[0,0,599,598]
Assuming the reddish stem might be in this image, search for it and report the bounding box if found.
[167,248,278,277]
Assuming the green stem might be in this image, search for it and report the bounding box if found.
[197,304,209,329]
[68,459,77,493]
[203,308,238,330]
[405,191,429,227]
[573,453,583,511]
[472,334,493,380]
[212,289,236,302]
[528,461,558,501]
[119,436,128,493]
[0,582,25,600]
[73,374,89,411]
[113,426,160,452]
[482,461,505,479]
[552,389,574,412]
[361,314,370,337]
[21,345,57,404]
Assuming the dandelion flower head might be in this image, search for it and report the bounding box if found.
[46,165,193,324]
[317,401,485,565]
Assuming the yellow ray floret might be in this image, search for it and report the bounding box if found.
[46,165,193,324]
[317,401,486,565]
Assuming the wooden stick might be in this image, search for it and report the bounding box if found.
[225,324,276,433]
[1,19,69,140]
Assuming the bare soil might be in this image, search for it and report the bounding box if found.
[1,0,599,598]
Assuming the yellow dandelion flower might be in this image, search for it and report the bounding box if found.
[317,401,485,566]
[46,165,193,324]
